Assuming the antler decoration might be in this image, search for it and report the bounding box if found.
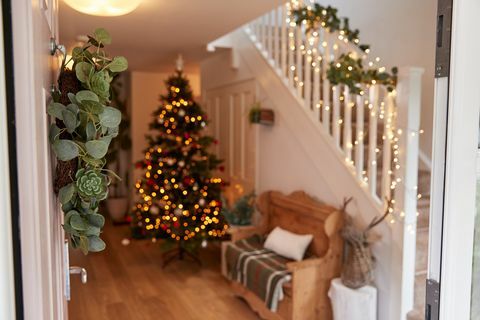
[364,198,393,236]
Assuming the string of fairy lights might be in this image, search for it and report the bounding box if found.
[259,0,424,231]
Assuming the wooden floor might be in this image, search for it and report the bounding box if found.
[69,221,260,320]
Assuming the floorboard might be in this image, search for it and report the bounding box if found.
[69,221,259,320]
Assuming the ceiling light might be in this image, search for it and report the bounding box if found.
[63,0,142,17]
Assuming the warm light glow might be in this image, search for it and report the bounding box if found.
[63,0,142,17]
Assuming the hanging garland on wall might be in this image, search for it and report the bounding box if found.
[48,28,128,254]
[291,4,398,96]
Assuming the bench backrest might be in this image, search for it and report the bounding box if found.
[257,191,344,258]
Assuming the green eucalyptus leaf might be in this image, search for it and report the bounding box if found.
[64,210,79,225]
[89,72,110,99]
[108,56,128,72]
[87,214,105,228]
[59,183,76,205]
[85,224,101,236]
[85,139,108,159]
[47,102,65,120]
[68,93,79,105]
[79,236,89,255]
[76,90,99,103]
[83,155,106,168]
[70,214,88,231]
[101,125,108,135]
[88,235,106,252]
[75,62,93,83]
[49,123,61,143]
[66,103,79,115]
[52,139,79,161]
[81,100,104,114]
[86,122,96,141]
[93,28,111,45]
[100,135,113,146]
[61,201,74,213]
[99,107,121,128]
[61,109,78,133]
[107,126,119,137]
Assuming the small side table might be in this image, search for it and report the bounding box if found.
[328,278,377,320]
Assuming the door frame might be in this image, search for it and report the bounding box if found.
[0,0,18,318]
[10,0,65,319]
[430,0,480,318]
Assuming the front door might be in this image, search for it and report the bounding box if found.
[427,0,480,319]
[11,0,68,319]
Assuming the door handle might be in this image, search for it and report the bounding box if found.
[69,266,87,284]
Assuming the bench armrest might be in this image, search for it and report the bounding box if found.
[229,225,264,242]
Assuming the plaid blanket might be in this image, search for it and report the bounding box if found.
[225,235,292,312]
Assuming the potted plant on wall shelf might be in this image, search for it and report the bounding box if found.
[105,78,131,223]
[248,102,274,125]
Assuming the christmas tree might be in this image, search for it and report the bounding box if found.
[131,60,228,256]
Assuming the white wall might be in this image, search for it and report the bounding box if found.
[316,0,437,161]
[129,71,200,199]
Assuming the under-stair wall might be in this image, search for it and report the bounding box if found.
[201,30,396,319]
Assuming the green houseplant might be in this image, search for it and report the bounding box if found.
[48,28,128,254]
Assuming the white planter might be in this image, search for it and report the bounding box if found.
[106,197,128,223]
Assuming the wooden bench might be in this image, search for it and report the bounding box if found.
[221,190,345,320]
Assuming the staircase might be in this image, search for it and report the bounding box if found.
[207,1,429,318]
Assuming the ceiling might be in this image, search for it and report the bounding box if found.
[59,0,280,73]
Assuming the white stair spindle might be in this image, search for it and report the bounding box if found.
[332,85,341,148]
[295,23,303,97]
[281,4,287,77]
[261,15,267,50]
[304,36,312,109]
[343,86,352,161]
[322,32,331,133]
[355,92,365,179]
[368,85,379,196]
[287,7,295,87]
[312,43,320,121]
[381,91,394,201]
[274,6,280,67]
[267,11,273,60]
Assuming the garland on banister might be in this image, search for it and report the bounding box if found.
[291,4,369,52]
[328,54,398,94]
[291,3,398,95]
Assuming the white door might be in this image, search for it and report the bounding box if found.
[11,0,68,319]
[427,0,480,319]
[204,80,258,203]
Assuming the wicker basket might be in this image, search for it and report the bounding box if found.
[341,237,374,289]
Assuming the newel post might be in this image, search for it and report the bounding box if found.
[390,67,424,319]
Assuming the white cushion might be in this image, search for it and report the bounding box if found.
[264,227,313,261]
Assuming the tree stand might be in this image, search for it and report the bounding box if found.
[161,243,201,268]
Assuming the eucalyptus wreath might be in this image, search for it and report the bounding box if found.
[48,28,128,254]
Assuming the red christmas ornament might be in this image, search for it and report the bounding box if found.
[135,162,143,169]
[160,224,167,231]
[173,221,180,228]
[147,179,155,186]
[219,165,225,172]
[213,139,219,145]
[184,133,190,139]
